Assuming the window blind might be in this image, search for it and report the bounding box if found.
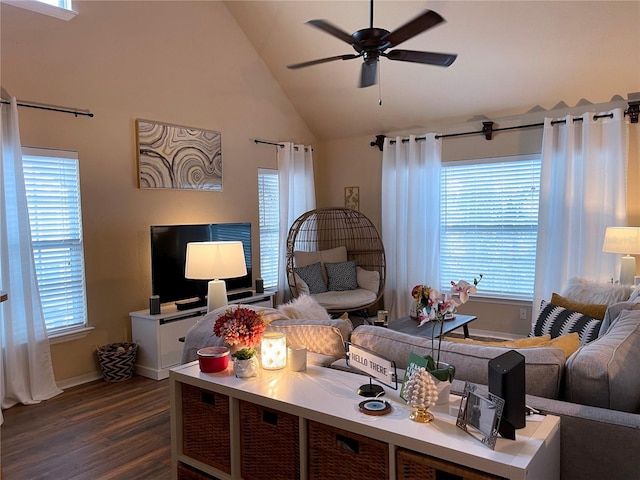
[22,148,88,333]
[258,169,279,289]
[440,155,541,299]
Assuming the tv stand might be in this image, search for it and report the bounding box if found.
[130,291,275,380]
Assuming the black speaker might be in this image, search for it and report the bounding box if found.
[255,278,264,294]
[488,349,525,440]
[149,295,161,315]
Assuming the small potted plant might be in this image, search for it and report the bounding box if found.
[231,347,259,378]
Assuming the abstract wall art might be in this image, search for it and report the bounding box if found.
[136,119,223,190]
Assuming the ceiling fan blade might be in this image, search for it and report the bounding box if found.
[359,60,378,88]
[306,19,357,46]
[386,49,457,67]
[287,54,360,70]
[383,10,445,48]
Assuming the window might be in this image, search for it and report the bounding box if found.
[440,155,541,300]
[3,0,77,21]
[22,147,88,334]
[257,169,279,289]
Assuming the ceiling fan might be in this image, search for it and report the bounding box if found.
[287,0,457,88]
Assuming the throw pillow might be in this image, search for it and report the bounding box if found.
[448,333,579,359]
[325,260,358,291]
[356,267,380,293]
[537,332,581,359]
[531,301,601,345]
[560,277,632,305]
[293,262,327,294]
[550,292,608,320]
[277,294,331,320]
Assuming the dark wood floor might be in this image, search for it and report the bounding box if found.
[1,375,171,480]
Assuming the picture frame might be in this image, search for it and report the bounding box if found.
[136,119,223,190]
[456,382,504,450]
[344,186,359,210]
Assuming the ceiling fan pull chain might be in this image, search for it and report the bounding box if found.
[378,63,383,106]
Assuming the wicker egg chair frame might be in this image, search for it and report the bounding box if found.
[286,207,386,313]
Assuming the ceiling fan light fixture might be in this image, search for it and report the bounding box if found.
[287,1,457,88]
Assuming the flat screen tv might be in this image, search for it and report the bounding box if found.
[150,223,252,304]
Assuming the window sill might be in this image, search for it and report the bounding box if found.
[49,326,94,345]
[3,0,78,21]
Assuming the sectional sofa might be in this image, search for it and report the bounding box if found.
[182,280,640,480]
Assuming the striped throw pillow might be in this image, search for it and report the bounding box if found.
[531,300,601,345]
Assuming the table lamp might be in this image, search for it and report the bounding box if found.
[602,227,640,285]
[184,241,248,312]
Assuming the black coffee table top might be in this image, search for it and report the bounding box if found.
[387,314,477,338]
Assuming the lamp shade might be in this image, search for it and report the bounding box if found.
[602,227,640,255]
[184,241,247,280]
[602,227,640,285]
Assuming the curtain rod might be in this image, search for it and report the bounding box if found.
[371,105,638,150]
[0,98,94,118]
[253,138,313,152]
[254,139,284,148]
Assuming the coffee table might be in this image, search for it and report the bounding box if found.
[388,314,477,339]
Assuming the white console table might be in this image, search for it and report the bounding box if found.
[130,291,274,380]
[170,362,560,480]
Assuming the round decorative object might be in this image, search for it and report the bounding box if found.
[359,399,392,416]
[233,356,259,378]
[197,346,230,373]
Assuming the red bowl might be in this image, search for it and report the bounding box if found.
[197,346,230,373]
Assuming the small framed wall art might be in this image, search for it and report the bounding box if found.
[345,186,359,210]
[136,119,223,190]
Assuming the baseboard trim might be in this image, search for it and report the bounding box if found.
[56,371,102,390]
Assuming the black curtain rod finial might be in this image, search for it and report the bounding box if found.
[370,134,386,151]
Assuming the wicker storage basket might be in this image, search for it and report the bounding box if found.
[96,342,137,382]
[239,400,300,480]
[182,384,231,474]
[177,462,220,480]
[396,448,505,480]
[308,420,388,480]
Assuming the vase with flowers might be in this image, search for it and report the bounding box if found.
[214,306,266,378]
[411,275,483,402]
[214,306,266,351]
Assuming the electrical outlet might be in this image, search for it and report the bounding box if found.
[519,308,527,320]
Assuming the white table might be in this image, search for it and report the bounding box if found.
[170,362,559,480]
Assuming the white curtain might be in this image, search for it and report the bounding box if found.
[533,108,628,312]
[0,95,62,424]
[276,143,316,304]
[381,134,442,319]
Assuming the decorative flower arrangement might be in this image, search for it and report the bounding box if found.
[411,275,483,380]
[213,306,266,347]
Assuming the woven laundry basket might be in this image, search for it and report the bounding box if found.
[96,342,138,382]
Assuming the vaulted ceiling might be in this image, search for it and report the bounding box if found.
[225,1,640,141]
